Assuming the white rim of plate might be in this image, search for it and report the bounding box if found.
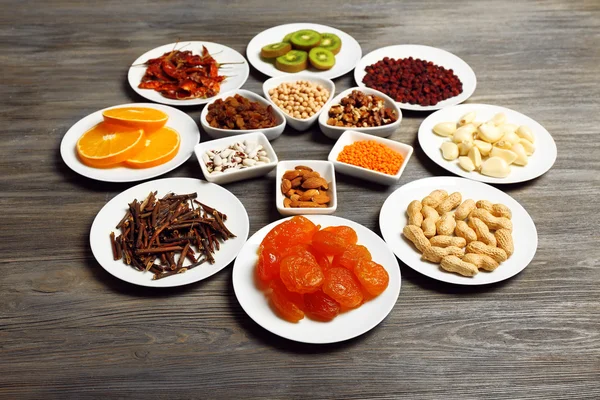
[232,215,401,344]
[354,44,476,111]
[246,23,362,80]
[418,103,557,184]
[60,103,200,183]
[128,41,249,106]
[379,176,537,285]
[90,177,249,287]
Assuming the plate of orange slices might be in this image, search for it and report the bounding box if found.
[60,103,200,182]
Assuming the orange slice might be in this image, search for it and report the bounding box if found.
[124,126,180,169]
[76,123,145,168]
[102,107,169,132]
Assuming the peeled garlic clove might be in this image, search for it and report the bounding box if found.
[433,122,457,137]
[457,142,473,156]
[468,146,482,169]
[516,125,535,143]
[488,113,506,126]
[452,125,475,144]
[499,123,518,133]
[473,139,492,156]
[477,123,503,143]
[510,143,529,166]
[490,147,518,165]
[458,156,476,172]
[472,121,483,129]
[519,138,535,155]
[481,157,511,178]
[440,142,459,160]
[494,131,520,149]
[459,111,476,126]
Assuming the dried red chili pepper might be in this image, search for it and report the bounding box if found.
[362,57,463,106]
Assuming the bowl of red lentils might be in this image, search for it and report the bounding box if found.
[318,87,402,140]
[327,130,413,185]
[263,75,335,132]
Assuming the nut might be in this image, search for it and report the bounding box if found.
[281,167,331,208]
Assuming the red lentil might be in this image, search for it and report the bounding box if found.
[337,140,404,175]
[362,57,463,106]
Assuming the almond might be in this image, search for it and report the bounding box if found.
[295,165,313,171]
[312,194,330,204]
[283,170,301,180]
[302,177,328,189]
[290,201,326,208]
[290,194,300,201]
[299,189,319,201]
[283,198,292,208]
[281,179,292,194]
[291,177,303,187]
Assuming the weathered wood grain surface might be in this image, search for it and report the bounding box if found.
[1,0,599,398]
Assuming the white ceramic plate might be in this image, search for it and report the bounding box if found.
[232,215,401,344]
[90,178,249,287]
[354,45,476,111]
[60,103,200,182]
[418,104,557,184]
[246,23,362,80]
[379,176,537,285]
[128,41,249,106]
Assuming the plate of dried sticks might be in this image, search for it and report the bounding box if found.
[90,177,249,287]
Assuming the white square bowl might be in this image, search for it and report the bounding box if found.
[318,87,402,140]
[262,75,335,132]
[200,89,286,141]
[276,160,337,216]
[194,131,278,185]
[327,130,413,185]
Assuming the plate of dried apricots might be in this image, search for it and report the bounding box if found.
[379,176,538,285]
[60,103,200,182]
[232,215,401,344]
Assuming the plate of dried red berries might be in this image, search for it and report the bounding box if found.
[354,45,476,111]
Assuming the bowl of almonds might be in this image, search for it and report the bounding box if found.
[275,160,337,216]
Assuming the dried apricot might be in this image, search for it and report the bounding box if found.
[312,229,349,256]
[268,279,305,323]
[256,247,281,283]
[304,290,340,321]
[322,267,363,308]
[307,245,331,271]
[354,260,389,296]
[260,216,318,251]
[322,226,358,245]
[280,250,324,294]
[332,244,372,270]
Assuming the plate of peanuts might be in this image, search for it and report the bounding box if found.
[379,176,537,285]
[418,104,557,184]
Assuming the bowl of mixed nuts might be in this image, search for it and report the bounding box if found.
[275,160,337,216]
[318,87,402,139]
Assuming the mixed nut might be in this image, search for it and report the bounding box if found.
[326,90,398,128]
[281,165,331,208]
[202,140,271,174]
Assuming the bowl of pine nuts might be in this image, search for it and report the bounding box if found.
[263,75,335,132]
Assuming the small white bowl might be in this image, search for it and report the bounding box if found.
[200,89,286,141]
[194,132,278,185]
[276,160,337,216]
[318,87,402,139]
[327,130,413,185]
[262,75,335,132]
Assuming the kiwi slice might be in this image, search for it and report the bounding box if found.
[318,33,342,55]
[261,42,292,58]
[275,50,308,73]
[282,32,294,43]
[308,47,335,70]
[290,29,321,51]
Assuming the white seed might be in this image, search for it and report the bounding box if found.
[440,142,459,160]
[254,161,266,166]
[220,149,234,158]
[258,156,271,163]
[211,170,222,175]
[516,125,535,143]
[212,156,222,166]
[433,122,457,137]
[202,153,211,164]
[206,150,216,158]
[234,156,242,163]
[458,156,476,172]
[481,157,511,178]
[213,166,222,172]
[242,158,256,167]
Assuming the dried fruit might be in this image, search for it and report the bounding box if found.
[322,267,364,308]
[332,244,372,270]
[268,279,305,323]
[354,260,389,296]
[280,250,324,294]
[304,291,340,321]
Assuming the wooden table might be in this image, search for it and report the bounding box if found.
[2,0,599,398]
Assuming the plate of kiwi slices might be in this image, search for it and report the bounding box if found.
[246,23,362,79]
